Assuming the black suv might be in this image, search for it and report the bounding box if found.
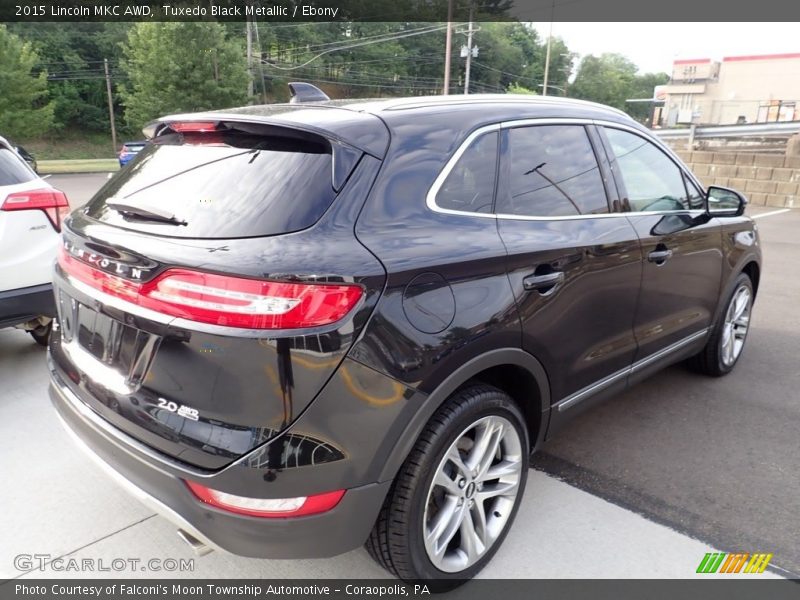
[49,86,761,585]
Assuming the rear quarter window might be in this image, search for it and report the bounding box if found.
[0,147,35,186]
[85,131,337,239]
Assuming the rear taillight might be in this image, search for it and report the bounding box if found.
[57,246,363,329]
[2,188,70,232]
[169,121,218,133]
[185,481,344,518]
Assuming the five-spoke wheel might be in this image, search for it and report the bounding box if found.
[366,384,528,588]
[423,415,523,572]
[720,285,751,367]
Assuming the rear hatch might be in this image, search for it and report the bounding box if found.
[49,114,388,470]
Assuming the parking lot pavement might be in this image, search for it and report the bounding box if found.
[0,328,778,580]
[45,173,113,210]
[532,206,800,578]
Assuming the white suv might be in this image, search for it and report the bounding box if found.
[0,135,70,345]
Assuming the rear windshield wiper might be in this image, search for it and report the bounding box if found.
[106,198,187,226]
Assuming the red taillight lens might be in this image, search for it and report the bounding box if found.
[2,188,70,232]
[169,121,218,133]
[58,247,141,299]
[185,481,344,518]
[57,247,363,329]
[141,269,364,328]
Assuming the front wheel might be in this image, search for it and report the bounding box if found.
[366,384,528,588]
[688,273,753,376]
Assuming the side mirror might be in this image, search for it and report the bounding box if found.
[707,186,747,217]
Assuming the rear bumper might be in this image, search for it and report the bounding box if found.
[49,361,392,559]
[0,283,56,328]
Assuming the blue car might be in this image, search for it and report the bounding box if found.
[118,141,147,167]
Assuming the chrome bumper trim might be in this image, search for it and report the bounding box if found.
[53,395,224,554]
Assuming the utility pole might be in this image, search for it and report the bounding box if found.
[443,0,453,95]
[246,18,254,98]
[103,58,117,154]
[542,23,553,96]
[252,20,268,103]
[463,4,475,95]
[542,0,555,96]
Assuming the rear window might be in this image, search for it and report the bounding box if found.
[85,131,337,239]
[0,147,35,185]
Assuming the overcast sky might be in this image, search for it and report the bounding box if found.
[530,22,800,74]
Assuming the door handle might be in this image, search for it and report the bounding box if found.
[523,271,565,295]
[648,248,673,264]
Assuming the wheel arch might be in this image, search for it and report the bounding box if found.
[376,348,551,483]
[712,252,761,327]
[741,260,760,297]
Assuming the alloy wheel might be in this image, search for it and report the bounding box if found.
[422,415,523,573]
[720,285,752,367]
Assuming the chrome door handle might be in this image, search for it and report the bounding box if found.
[648,249,673,264]
[523,271,565,294]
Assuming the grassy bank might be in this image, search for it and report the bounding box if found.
[15,130,122,160]
[38,159,119,174]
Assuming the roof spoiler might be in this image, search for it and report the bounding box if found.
[288,82,330,104]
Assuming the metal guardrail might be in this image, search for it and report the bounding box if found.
[653,121,800,139]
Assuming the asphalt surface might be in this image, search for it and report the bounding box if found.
[2,172,796,579]
[1,345,757,580]
[531,206,800,577]
[45,172,112,210]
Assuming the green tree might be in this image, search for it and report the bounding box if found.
[569,53,638,110]
[7,23,126,133]
[0,24,54,138]
[458,22,544,93]
[627,71,670,122]
[120,22,248,128]
[506,83,537,95]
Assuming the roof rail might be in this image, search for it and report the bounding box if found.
[288,82,330,104]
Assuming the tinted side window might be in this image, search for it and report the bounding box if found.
[435,132,498,214]
[497,125,608,217]
[0,147,35,185]
[603,128,690,212]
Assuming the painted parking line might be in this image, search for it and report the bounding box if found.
[107,172,113,179]
[752,208,791,219]
[41,174,51,179]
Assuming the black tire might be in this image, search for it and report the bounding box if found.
[687,272,753,377]
[29,321,52,347]
[366,384,529,589]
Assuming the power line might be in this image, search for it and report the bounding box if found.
[471,61,540,84]
[265,24,449,71]
[260,23,446,59]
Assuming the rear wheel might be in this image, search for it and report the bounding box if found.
[688,273,753,376]
[366,384,528,589]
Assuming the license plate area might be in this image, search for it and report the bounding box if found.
[56,288,158,394]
